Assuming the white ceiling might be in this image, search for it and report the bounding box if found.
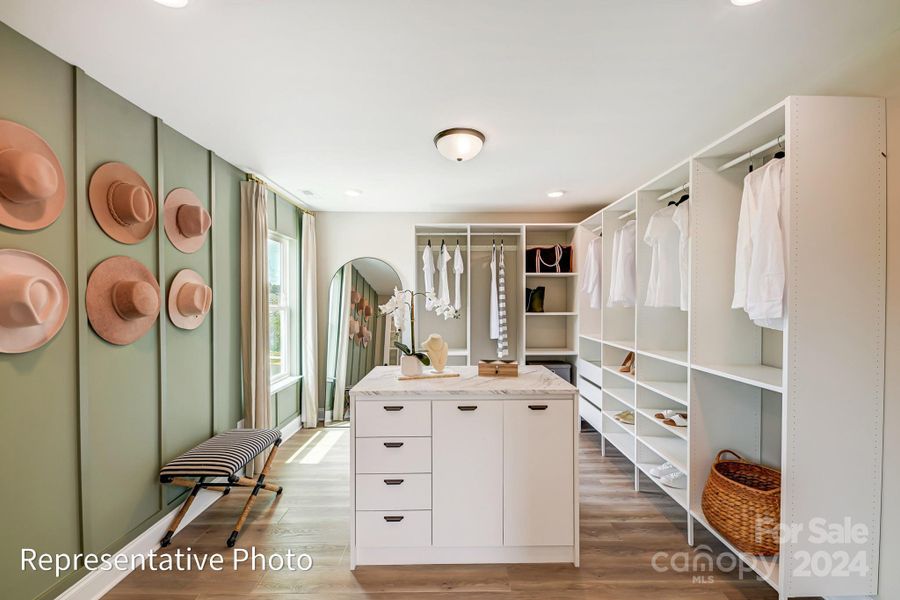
[2,0,899,213]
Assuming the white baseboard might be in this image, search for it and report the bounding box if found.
[54,416,300,600]
[54,486,224,600]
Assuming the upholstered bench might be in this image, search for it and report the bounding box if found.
[159,428,283,548]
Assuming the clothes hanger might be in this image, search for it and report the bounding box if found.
[773,138,786,160]
[676,193,690,206]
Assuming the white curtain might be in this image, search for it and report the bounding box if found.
[332,266,353,422]
[300,212,319,428]
[240,180,270,476]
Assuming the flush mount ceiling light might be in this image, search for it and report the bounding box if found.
[547,190,566,198]
[345,189,362,197]
[433,128,485,162]
[731,0,762,5]
[153,0,189,7]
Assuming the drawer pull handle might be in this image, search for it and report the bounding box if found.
[384,516,404,522]
[457,405,478,411]
[384,479,404,485]
[383,442,404,448]
[383,406,404,412]
[528,404,549,411]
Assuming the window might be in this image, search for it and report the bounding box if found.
[268,232,293,383]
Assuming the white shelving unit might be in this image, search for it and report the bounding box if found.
[414,222,580,370]
[575,96,885,599]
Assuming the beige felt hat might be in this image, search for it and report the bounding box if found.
[348,317,360,338]
[86,256,160,345]
[164,188,210,253]
[89,162,156,244]
[0,120,66,231]
[0,249,69,353]
[168,269,211,330]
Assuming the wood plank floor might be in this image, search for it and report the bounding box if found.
[105,427,804,599]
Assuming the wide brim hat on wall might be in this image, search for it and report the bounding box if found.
[350,290,361,305]
[164,188,210,254]
[0,120,66,231]
[0,249,69,353]
[86,256,160,345]
[89,162,156,244]
[348,317,360,338]
[168,268,212,330]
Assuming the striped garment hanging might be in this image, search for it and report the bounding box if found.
[497,242,508,357]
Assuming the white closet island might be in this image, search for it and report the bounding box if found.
[349,365,579,568]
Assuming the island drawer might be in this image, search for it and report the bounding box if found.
[356,510,431,548]
[356,474,431,510]
[356,437,432,473]
[355,400,431,437]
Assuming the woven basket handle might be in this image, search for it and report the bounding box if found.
[715,449,745,463]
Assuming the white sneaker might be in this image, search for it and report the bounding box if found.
[660,471,687,489]
[649,462,679,479]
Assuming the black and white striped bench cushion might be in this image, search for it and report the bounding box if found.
[160,429,281,480]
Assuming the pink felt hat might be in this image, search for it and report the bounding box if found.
[89,162,156,244]
[86,256,160,345]
[0,249,69,353]
[350,290,361,305]
[348,317,360,338]
[168,269,212,330]
[164,188,210,254]
[0,120,66,231]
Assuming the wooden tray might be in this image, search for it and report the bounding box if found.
[478,360,519,377]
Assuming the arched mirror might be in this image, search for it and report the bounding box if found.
[324,258,402,424]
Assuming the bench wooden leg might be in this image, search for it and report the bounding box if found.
[227,439,283,547]
[161,479,204,547]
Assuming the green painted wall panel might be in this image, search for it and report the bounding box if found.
[212,157,244,432]
[160,125,213,504]
[0,23,81,600]
[276,385,300,427]
[275,195,298,238]
[79,75,162,553]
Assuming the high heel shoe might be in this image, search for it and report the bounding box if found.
[619,351,635,373]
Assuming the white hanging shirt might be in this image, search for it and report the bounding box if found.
[437,243,451,306]
[607,219,637,307]
[489,246,500,339]
[453,243,464,310]
[672,202,690,312]
[581,236,603,309]
[732,158,786,330]
[643,204,682,308]
[422,244,435,309]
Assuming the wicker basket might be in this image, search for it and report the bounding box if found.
[701,450,782,556]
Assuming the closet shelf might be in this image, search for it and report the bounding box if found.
[692,510,781,591]
[636,380,688,406]
[603,339,635,352]
[692,363,783,393]
[603,386,635,409]
[636,463,688,509]
[525,272,578,278]
[602,411,635,436]
[525,347,577,356]
[579,333,603,344]
[526,312,577,316]
[637,435,687,474]
[603,432,635,462]
[602,365,635,384]
[636,409,687,440]
[636,348,688,367]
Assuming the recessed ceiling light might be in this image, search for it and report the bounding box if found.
[345,189,362,197]
[730,0,762,5]
[547,190,566,198]
[153,0,189,7]
[434,128,485,162]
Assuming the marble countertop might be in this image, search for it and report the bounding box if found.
[350,365,577,397]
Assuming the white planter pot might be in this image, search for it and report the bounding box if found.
[400,354,423,377]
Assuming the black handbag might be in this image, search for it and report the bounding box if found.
[525,244,573,273]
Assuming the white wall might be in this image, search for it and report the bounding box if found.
[877,89,900,600]
[314,211,589,413]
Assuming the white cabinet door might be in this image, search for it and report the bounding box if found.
[503,399,574,547]
[432,401,503,547]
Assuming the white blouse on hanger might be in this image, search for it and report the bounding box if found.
[607,220,636,307]
[437,242,451,306]
[643,204,681,308]
[422,243,435,309]
[732,158,786,330]
[453,242,464,311]
[581,237,603,309]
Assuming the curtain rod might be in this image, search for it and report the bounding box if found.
[246,173,315,215]
[717,134,785,173]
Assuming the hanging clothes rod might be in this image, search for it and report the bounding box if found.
[717,134,785,172]
[618,209,636,220]
[657,182,690,202]
[590,224,603,232]
[468,232,521,236]
[415,231,467,237]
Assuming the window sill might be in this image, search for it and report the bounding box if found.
[270,375,303,395]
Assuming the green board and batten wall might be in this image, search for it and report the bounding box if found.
[0,22,301,600]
